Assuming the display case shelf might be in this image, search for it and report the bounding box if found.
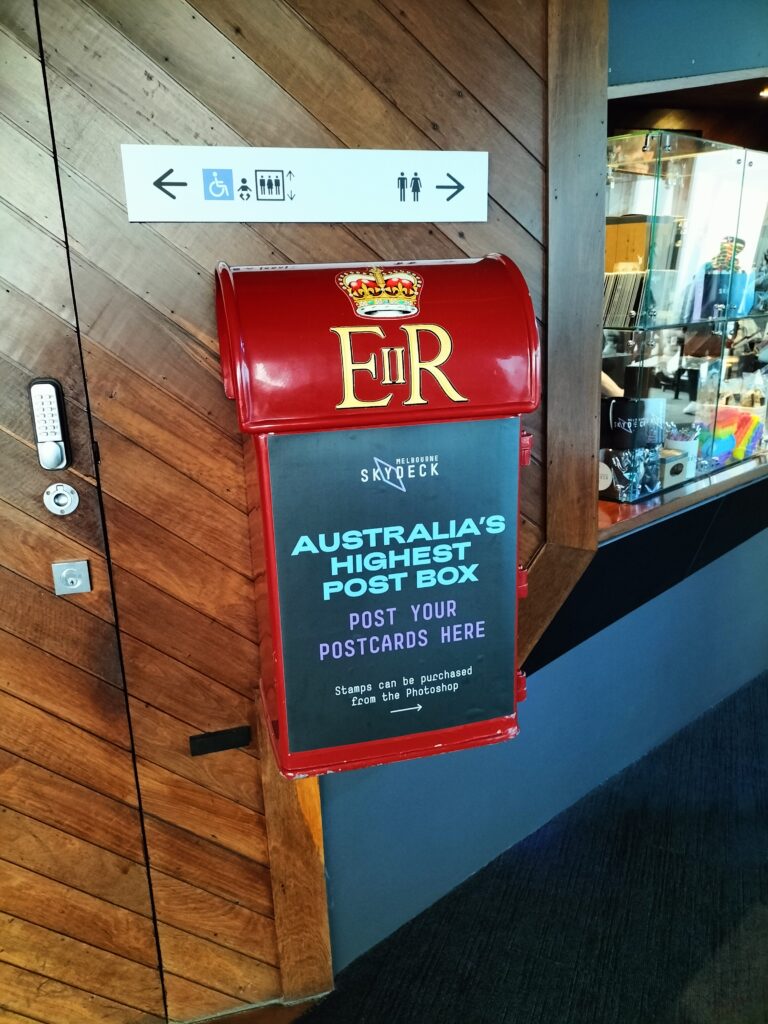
[600,131,768,507]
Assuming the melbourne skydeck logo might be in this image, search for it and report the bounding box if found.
[360,453,440,493]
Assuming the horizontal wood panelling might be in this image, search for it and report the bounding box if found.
[0,107,62,233]
[136,760,268,864]
[32,0,288,971]
[144,818,273,918]
[0,629,129,746]
[284,0,544,229]
[0,860,158,966]
[0,16,56,126]
[113,568,259,696]
[183,0,544,297]
[27,0,569,1011]
[0,913,164,1015]
[0,961,164,1024]
[0,429,104,551]
[0,806,151,915]
[83,340,246,504]
[471,0,546,78]
[0,567,121,685]
[0,203,73,322]
[152,873,278,964]
[121,636,257,741]
[0,14,163,1021]
[103,495,257,643]
[0,282,83,397]
[379,0,545,157]
[97,423,251,573]
[0,691,137,806]
[129,697,264,812]
[0,1010,48,1024]
[76,277,237,443]
[12,0,475,280]
[164,974,248,1023]
[0,499,113,621]
[0,750,146,862]
[157,924,281,1004]
[25,0,378,269]
[84,0,544,305]
[60,168,220,350]
[0,23,288,272]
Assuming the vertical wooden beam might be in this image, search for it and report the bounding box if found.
[243,442,333,1003]
[546,0,607,549]
[519,0,607,660]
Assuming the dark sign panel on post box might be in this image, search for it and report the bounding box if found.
[268,419,519,754]
[216,255,540,776]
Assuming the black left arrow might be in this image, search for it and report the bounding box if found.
[153,168,188,199]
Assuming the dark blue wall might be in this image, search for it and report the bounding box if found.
[609,0,768,86]
[321,528,768,969]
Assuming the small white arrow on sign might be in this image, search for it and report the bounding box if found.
[390,704,423,714]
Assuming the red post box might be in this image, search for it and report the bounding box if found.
[215,255,539,777]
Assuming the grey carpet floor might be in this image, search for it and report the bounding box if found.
[303,672,768,1023]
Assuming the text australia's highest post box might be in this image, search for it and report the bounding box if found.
[215,255,540,776]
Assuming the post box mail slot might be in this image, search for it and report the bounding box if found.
[216,255,540,777]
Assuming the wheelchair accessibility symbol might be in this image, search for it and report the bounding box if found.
[202,168,234,200]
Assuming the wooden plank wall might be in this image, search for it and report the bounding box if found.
[2,0,332,1021]
[68,0,548,566]
[0,18,165,1024]
[1,0,609,1019]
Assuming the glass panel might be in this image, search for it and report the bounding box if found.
[730,148,768,319]
[605,131,746,330]
[600,131,768,503]
[710,151,768,468]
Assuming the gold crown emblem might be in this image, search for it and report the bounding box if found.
[337,266,423,318]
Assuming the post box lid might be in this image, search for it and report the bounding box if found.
[216,254,539,434]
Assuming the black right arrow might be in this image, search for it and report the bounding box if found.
[436,172,464,202]
[153,168,188,199]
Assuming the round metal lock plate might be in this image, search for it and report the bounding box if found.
[43,482,79,516]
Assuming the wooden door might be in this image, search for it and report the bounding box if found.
[1,1,333,1021]
[1,1,332,1021]
[0,5,166,1022]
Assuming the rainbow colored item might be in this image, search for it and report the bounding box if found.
[697,405,764,466]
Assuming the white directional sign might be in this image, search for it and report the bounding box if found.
[120,146,488,223]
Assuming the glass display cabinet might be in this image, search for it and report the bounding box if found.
[600,131,768,504]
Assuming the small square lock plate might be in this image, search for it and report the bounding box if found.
[52,560,92,595]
